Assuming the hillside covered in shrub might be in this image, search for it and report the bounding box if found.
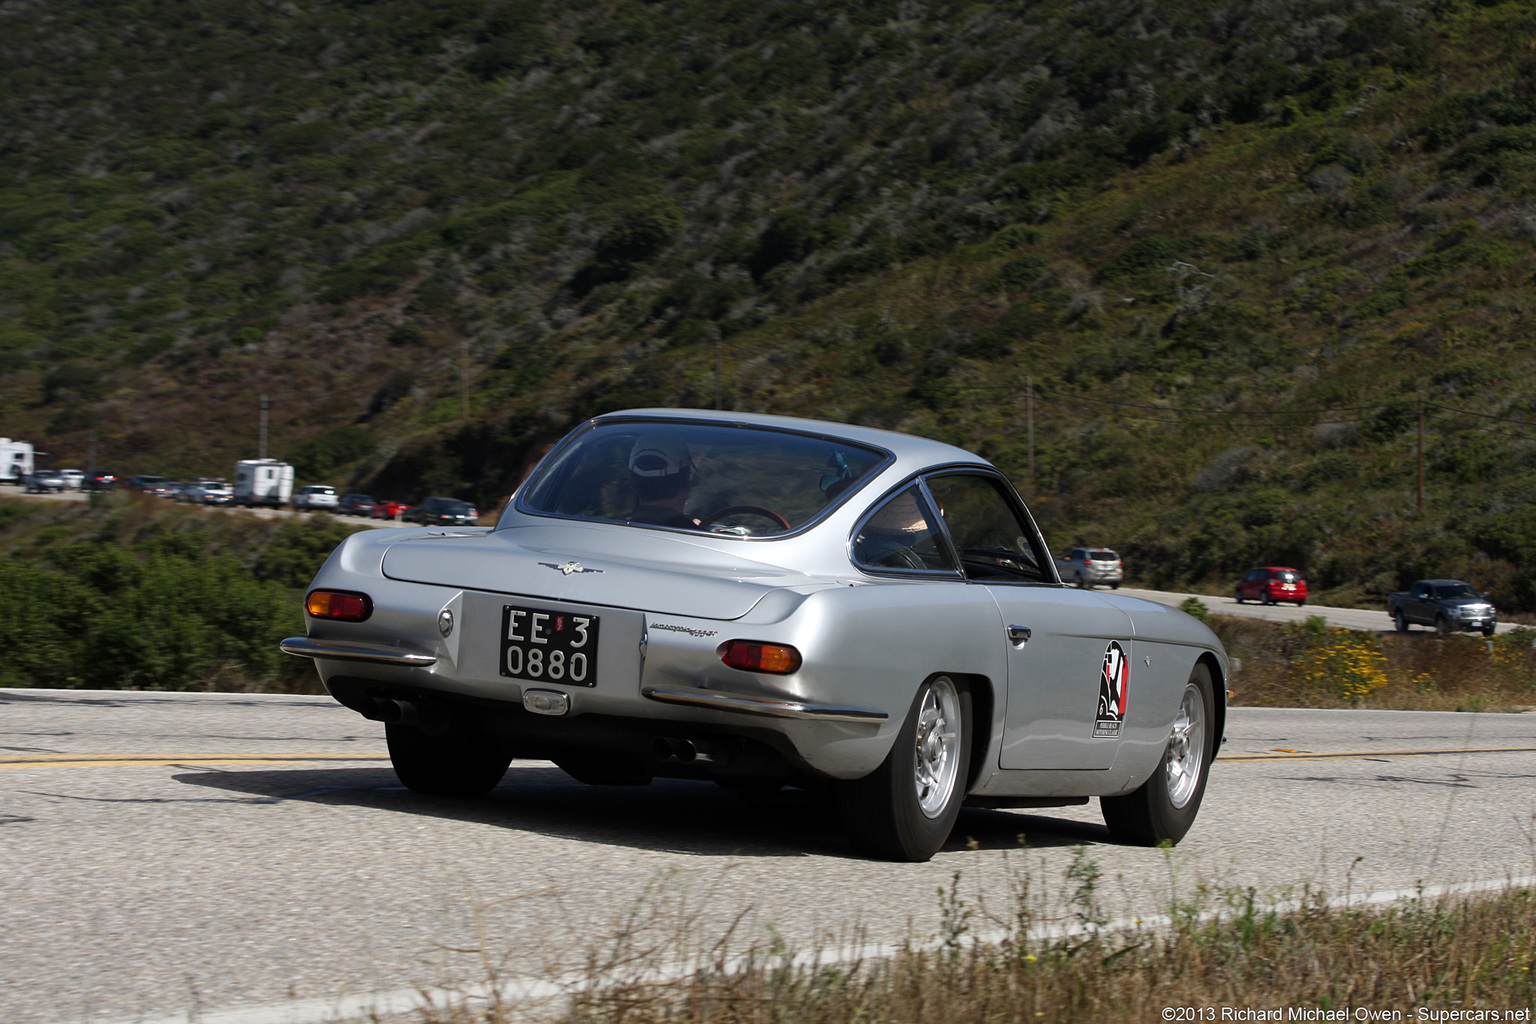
[2,0,1535,610]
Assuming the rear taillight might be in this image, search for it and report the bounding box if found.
[717,640,802,675]
[306,590,373,622]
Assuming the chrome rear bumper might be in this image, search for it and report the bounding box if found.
[642,686,888,723]
[278,637,437,667]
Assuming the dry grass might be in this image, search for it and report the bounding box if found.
[404,856,1536,1024]
[1211,616,1536,713]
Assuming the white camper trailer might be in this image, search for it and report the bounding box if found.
[0,438,35,484]
[233,459,294,508]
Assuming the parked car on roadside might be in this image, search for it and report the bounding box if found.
[292,485,340,512]
[24,469,67,493]
[183,479,233,505]
[1233,567,1308,606]
[369,499,412,520]
[338,494,377,517]
[401,496,480,526]
[1055,547,1124,589]
[281,408,1228,862]
[1386,580,1497,636]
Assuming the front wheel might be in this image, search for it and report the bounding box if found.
[1483,624,1496,638]
[840,675,971,862]
[1101,663,1215,847]
[386,722,511,798]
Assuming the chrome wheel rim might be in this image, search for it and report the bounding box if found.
[1165,680,1206,809]
[914,677,961,818]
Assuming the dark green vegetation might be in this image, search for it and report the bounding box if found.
[4,0,1536,609]
[0,494,360,690]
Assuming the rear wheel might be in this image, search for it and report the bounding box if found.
[840,675,971,862]
[1101,663,1214,847]
[1234,590,1244,604]
[1435,615,1449,637]
[386,722,511,798]
[1394,610,1409,632]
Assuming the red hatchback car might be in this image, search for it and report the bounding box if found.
[1234,566,1309,606]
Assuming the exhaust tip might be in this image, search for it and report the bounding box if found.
[673,739,697,764]
[651,737,674,761]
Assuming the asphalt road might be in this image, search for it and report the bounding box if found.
[1117,585,1526,635]
[4,689,1535,1024]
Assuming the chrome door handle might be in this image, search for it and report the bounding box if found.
[1007,625,1032,645]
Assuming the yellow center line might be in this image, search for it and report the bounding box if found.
[0,753,389,769]
[1218,745,1536,762]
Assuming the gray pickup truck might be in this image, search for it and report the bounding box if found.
[1385,579,1497,636]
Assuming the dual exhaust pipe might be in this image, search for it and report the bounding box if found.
[368,697,450,735]
[652,736,726,766]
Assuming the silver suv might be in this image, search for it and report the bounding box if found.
[1057,547,1124,589]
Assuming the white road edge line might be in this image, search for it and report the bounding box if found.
[100,873,1536,1024]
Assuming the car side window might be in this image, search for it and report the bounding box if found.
[924,473,1047,583]
[852,484,956,573]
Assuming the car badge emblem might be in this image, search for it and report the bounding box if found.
[541,561,603,576]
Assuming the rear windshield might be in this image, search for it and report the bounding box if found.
[1089,549,1118,561]
[518,420,888,537]
[1434,583,1479,599]
[1275,571,1299,582]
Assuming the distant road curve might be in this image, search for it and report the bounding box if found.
[1117,586,1525,635]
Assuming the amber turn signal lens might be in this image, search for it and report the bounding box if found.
[717,640,802,675]
[306,590,373,622]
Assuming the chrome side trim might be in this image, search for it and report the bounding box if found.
[278,637,437,667]
[641,686,888,723]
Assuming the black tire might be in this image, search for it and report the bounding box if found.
[1435,616,1449,637]
[1234,591,1244,604]
[1101,663,1215,847]
[1261,593,1273,606]
[840,675,971,862]
[1483,624,1495,638]
[386,722,511,798]
[1394,610,1409,632]
[1296,600,1305,607]
[1110,582,1120,590]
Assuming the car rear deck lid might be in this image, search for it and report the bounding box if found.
[380,530,790,619]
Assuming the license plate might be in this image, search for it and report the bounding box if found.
[499,605,600,687]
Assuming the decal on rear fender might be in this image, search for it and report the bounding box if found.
[1093,640,1128,738]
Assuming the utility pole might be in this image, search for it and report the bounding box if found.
[1416,394,1424,511]
[259,394,269,460]
[1026,375,1035,491]
[461,338,470,424]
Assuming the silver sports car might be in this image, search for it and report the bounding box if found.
[282,409,1226,861]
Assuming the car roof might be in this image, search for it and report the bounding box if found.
[591,408,988,472]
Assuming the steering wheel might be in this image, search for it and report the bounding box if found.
[697,504,793,533]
